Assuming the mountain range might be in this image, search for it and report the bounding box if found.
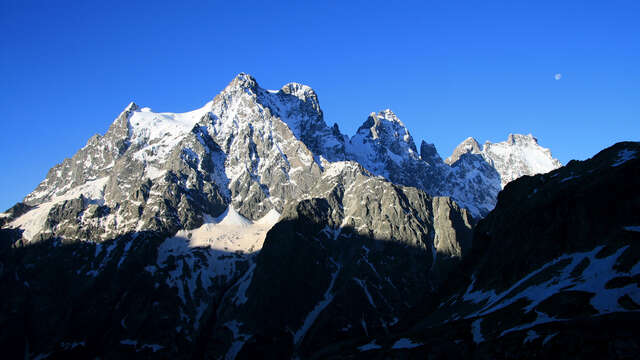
[1,74,636,360]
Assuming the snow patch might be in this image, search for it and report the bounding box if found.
[523,330,540,344]
[463,244,640,337]
[225,320,251,360]
[353,278,376,308]
[358,339,382,351]
[232,261,256,305]
[612,149,637,167]
[7,177,109,241]
[392,338,423,349]
[471,319,484,344]
[129,101,213,163]
[186,207,280,253]
[294,259,342,345]
[542,332,557,345]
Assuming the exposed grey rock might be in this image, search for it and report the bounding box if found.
[420,140,443,166]
[445,136,482,165]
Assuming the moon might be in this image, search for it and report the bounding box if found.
[554,73,562,80]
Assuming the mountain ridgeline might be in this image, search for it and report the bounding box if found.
[1,74,636,359]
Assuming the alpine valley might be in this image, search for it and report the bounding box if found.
[1,74,638,359]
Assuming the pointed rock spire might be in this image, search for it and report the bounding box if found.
[445,137,481,164]
[226,73,259,92]
[420,140,443,165]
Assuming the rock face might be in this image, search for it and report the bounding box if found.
[209,161,474,358]
[0,73,586,359]
[344,110,501,217]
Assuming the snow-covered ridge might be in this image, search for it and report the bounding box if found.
[129,100,213,163]
[482,134,561,187]
[6,72,563,245]
[448,133,561,188]
[8,177,109,241]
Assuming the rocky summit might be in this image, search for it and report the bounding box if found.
[1,74,633,360]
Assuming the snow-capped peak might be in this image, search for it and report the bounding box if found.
[482,134,562,187]
[445,137,482,165]
[124,101,139,112]
[504,133,537,145]
[355,110,417,153]
[227,72,259,91]
[280,82,318,102]
[376,109,405,126]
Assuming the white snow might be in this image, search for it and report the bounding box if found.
[358,339,382,351]
[120,339,164,352]
[7,202,55,241]
[559,175,579,183]
[499,311,557,338]
[139,344,164,352]
[60,341,85,350]
[145,166,166,180]
[294,259,342,345]
[471,319,484,343]
[6,177,109,241]
[353,278,376,308]
[461,243,640,337]
[129,101,213,163]
[463,245,639,317]
[232,262,256,305]
[624,226,640,232]
[542,332,557,345]
[523,330,540,344]
[32,353,51,360]
[392,338,423,349]
[224,320,251,360]
[155,232,249,331]
[117,240,133,268]
[612,149,637,167]
[184,207,280,253]
[481,134,562,188]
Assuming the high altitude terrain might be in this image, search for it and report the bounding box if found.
[2,74,636,360]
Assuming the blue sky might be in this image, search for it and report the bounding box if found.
[1,0,638,210]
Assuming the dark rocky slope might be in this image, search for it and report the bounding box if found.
[319,141,640,359]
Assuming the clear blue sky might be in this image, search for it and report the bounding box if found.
[1,1,638,210]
